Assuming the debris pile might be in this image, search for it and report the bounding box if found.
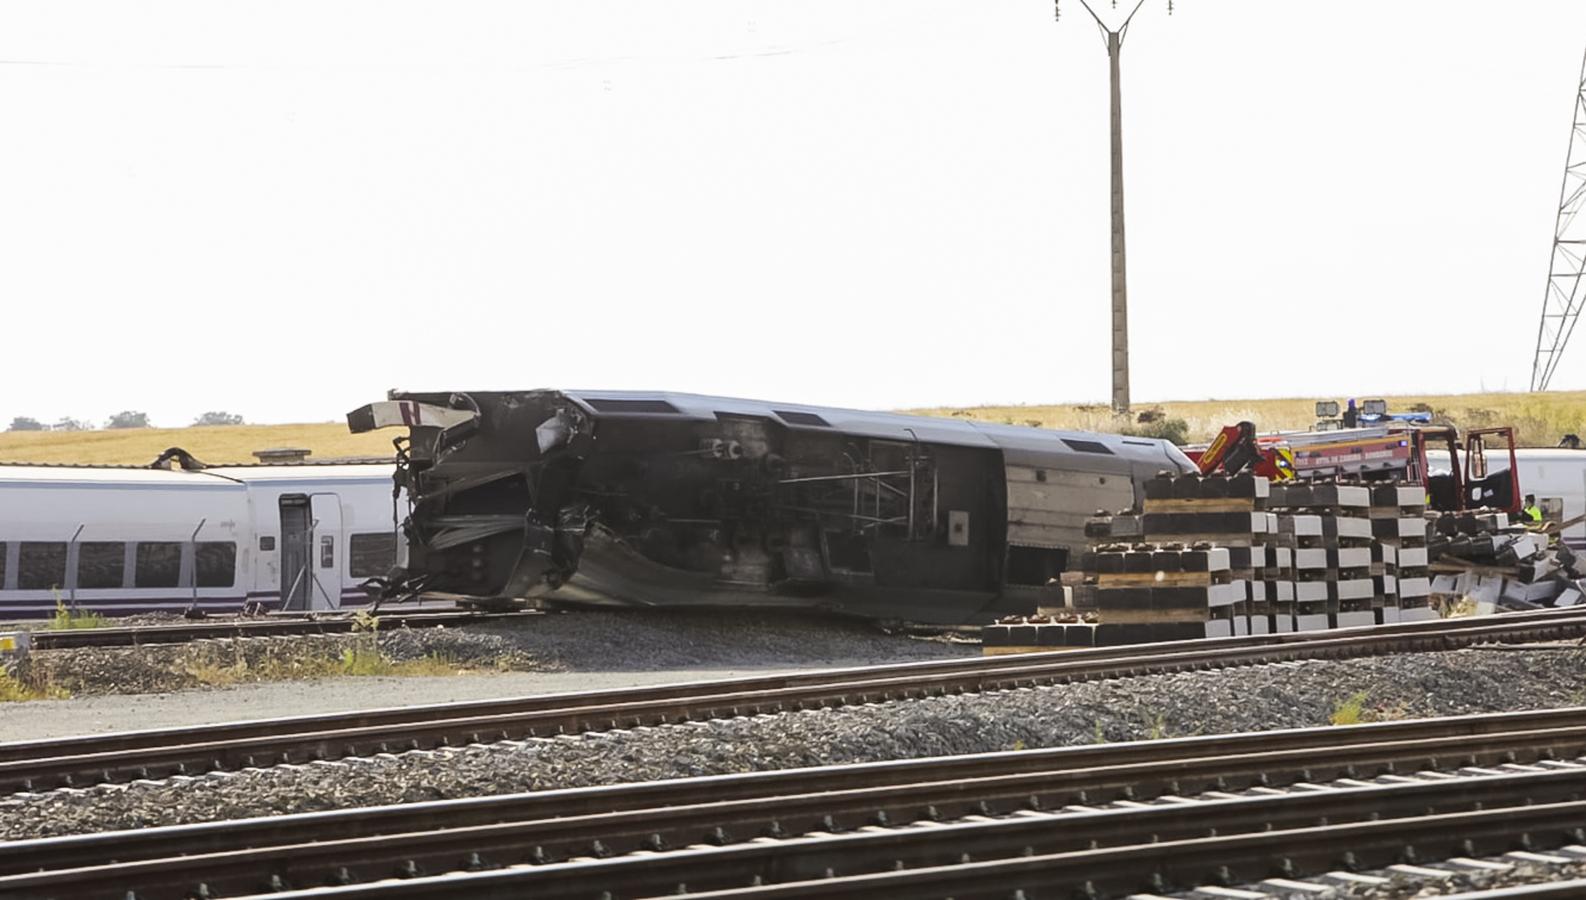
[1429,510,1586,611]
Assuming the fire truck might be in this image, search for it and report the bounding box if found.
[1186,402,1520,516]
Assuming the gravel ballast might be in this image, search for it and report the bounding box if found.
[1229,856,1586,899]
[12,609,972,696]
[4,645,1585,842]
[15,629,544,695]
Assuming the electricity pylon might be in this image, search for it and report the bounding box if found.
[1531,47,1586,392]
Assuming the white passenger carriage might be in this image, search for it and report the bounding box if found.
[1427,447,1586,550]
[1492,449,1586,550]
[0,461,401,618]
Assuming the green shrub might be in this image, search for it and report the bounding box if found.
[1330,690,1370,726]
[1121,417,1191,446]
[47,598,108,631]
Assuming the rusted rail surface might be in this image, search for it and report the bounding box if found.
[8,708,1586,898]
[4,609,1586,795]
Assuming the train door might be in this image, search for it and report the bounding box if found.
[310,494,344,610]
[280,495,312,611]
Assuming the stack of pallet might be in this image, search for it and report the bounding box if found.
[980,473,1533,655]
[981,543,1246,650]
[978,613,1089,655]
[983,472,1272,652]
[1074,542,1241,645]
[1138,471,1274,636]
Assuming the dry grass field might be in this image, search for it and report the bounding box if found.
[912,391,1586,448]
[0,422,393,466]
[1,391,1583,465]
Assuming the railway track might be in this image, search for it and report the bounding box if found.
[20,610,528,650]
[8,707,1586,898]
[5,607,1586,795]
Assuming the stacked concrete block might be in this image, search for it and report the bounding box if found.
[1082,543,1241,642]
[982,616,1099,654]
[1330,544,1376,628]
[1141,472,1273,547]
[1282,514,1329,631]
[1266,544,1296,632]
[1368,483,1428,622]
[1370,540,1400,624]
[1140,471,1271,635]
[1230,545,1271,634]
[984,471,1313,652]
[1269,481,1375,631]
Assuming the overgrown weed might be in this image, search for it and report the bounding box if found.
[0,668,69,702]
[1144,712,1167,740]
[1330,690,1371,726]
[47,597,109,631]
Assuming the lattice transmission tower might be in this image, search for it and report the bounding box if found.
[1531,48,1586,392]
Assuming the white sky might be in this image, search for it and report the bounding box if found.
[3,0,1586,426]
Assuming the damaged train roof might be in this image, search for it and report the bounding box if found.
[415,389,1195,471]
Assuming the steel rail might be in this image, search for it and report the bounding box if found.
[176,770,1586,898]
[5,612,1586,794]
[1439,883,1586,899]
[10,710,1586,898]
[15,590,1586,653]
[23,611,528,650]
[6,603,1580,767]
[2,706,1585,877]
[659,800,1586,899]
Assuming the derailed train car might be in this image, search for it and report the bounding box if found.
[348,390,1196,623]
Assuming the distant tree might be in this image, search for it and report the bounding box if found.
[53,417,92,432]
[6,416,44,432]
[105,411,151,429]
[191,411,245,427]
[1121,417,1191,447]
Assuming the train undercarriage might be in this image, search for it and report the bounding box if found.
[348,390,1193,624]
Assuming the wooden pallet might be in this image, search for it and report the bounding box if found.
[1143,498,1261,513]
[1095,571,1222,587]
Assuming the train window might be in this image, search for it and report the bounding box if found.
[0,542,7,589]
[349,533,396,578]
[196,542,237,588]
[77,542,126,589]
[1060,438,1114,455]
[135,542,182,588]
[259,536,275,552]
[774,410,831,427]
[320,535,335,569]
[18,542,67,590]
[585,398,679,414]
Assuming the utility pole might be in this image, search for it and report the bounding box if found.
[1061,0,1165,414]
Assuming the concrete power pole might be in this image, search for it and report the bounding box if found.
[1069,0,1159,414]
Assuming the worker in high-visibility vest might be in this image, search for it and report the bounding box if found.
[1523,494,1544,524]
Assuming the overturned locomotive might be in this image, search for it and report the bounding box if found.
[348,390,1196,623]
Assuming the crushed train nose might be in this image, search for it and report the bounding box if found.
[346,400,479,434]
